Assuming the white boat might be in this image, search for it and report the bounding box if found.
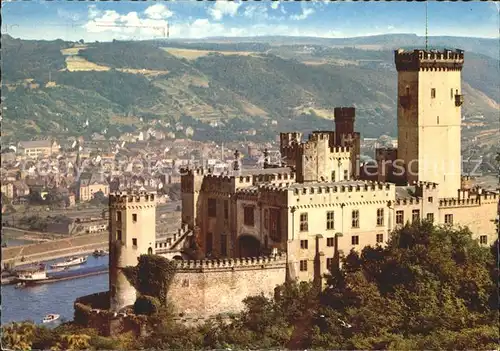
[42,314,60,323]
[50,256,88,269]
[17,270,49,283]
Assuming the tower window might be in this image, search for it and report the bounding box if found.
[437,116,439,125]
[300,213,308,232]
[208,198,217,217]
[428,197,433,203]
[450,88,454,99]
[132,213,137,222]
[132,238,137,246]
[326,258,334,270]
[244,206,255,226]
[352,210,359,228]
[331,170,336,181]
[479,235,488,245]
[300,240,308,249]
[405,86,410,96]
[327,237,334,247]
[117,230,122,241]
[326,211,335,230]
[116,211,122,222]
[224,200,229,219]
[300,260,308,271]
[344,170,349,180]
[376,234,384,243]
[376,208,384,226]
[431,88,436,99]
[351,235,359,245]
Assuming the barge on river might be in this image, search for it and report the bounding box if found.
[14,264,108,286]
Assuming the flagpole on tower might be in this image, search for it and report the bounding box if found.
[425,1,428,50]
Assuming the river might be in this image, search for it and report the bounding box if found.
[1,255,109,325]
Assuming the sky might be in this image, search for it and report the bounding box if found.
[2,0,499,42]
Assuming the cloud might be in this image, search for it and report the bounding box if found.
[243,5,269,20]
[208,1,242,21]
[144,3,173,20]
[57,8,80,22]
[290,7,315,21]
[88,4,101,20]
[270,2,279,10]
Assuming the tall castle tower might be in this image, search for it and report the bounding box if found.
[395,49,464,198]
[109,191,157,312]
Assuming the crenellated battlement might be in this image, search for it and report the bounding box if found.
[175,253,287,271]
[109,191,156,205]
[287,181,393,196]
[395,48,464,71]
[155,223,190,251]
[280,132,303,148]
[439,191,497,208]
[395,197,421,206]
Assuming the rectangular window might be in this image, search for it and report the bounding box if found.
[376,234,383,244]
[376,208,384,226]
[352,210,359,228]
[132,238,137,246]
[412,209,420,222]
[221,234,227,256]
[396,210,404,225]
[445,214,453,225]
[300,213,308,232]
[351,235,359,245]
[132,213,137,222]
[431,88,436,99]
[299,260,308,272]
[206,232,213,253]
[326,211,335,230]
[427,213,434,223]
[479,235,488,245]
[224,200,229,220]
[331,170,336,181]
[326,258,333,270]
[269,209,281,242]
[264,209,269,229]
[300,240,308,249]
[450,88,454,99]
[117,230,122,241]
[244,206,255,226]
[208,198,217,217]
[344,170,349,180]
[327,237,334,247]
[428,197,433,203]
[116,211,122,222]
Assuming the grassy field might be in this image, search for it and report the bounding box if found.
[65,55,111,72]
[162,47,259,60]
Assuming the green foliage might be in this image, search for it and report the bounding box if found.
[133,295,161,316]
[2,35,68,83]
[123,254,177,305]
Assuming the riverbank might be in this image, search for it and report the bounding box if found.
[2,233,108,266]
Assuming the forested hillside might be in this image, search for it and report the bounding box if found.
[2,34,498,142]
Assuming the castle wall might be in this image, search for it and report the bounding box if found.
[167,256,287,319]
[282,182,395,281]
[438,195,498,244]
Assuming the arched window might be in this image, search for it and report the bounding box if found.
[147,247,153,255]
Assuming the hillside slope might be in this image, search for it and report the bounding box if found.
[1,35,498,142]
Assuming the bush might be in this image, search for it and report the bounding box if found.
[134,295,160,316]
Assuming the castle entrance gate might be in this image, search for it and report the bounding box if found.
[238,235,261,257]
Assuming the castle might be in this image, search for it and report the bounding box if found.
[76,48,499,328]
